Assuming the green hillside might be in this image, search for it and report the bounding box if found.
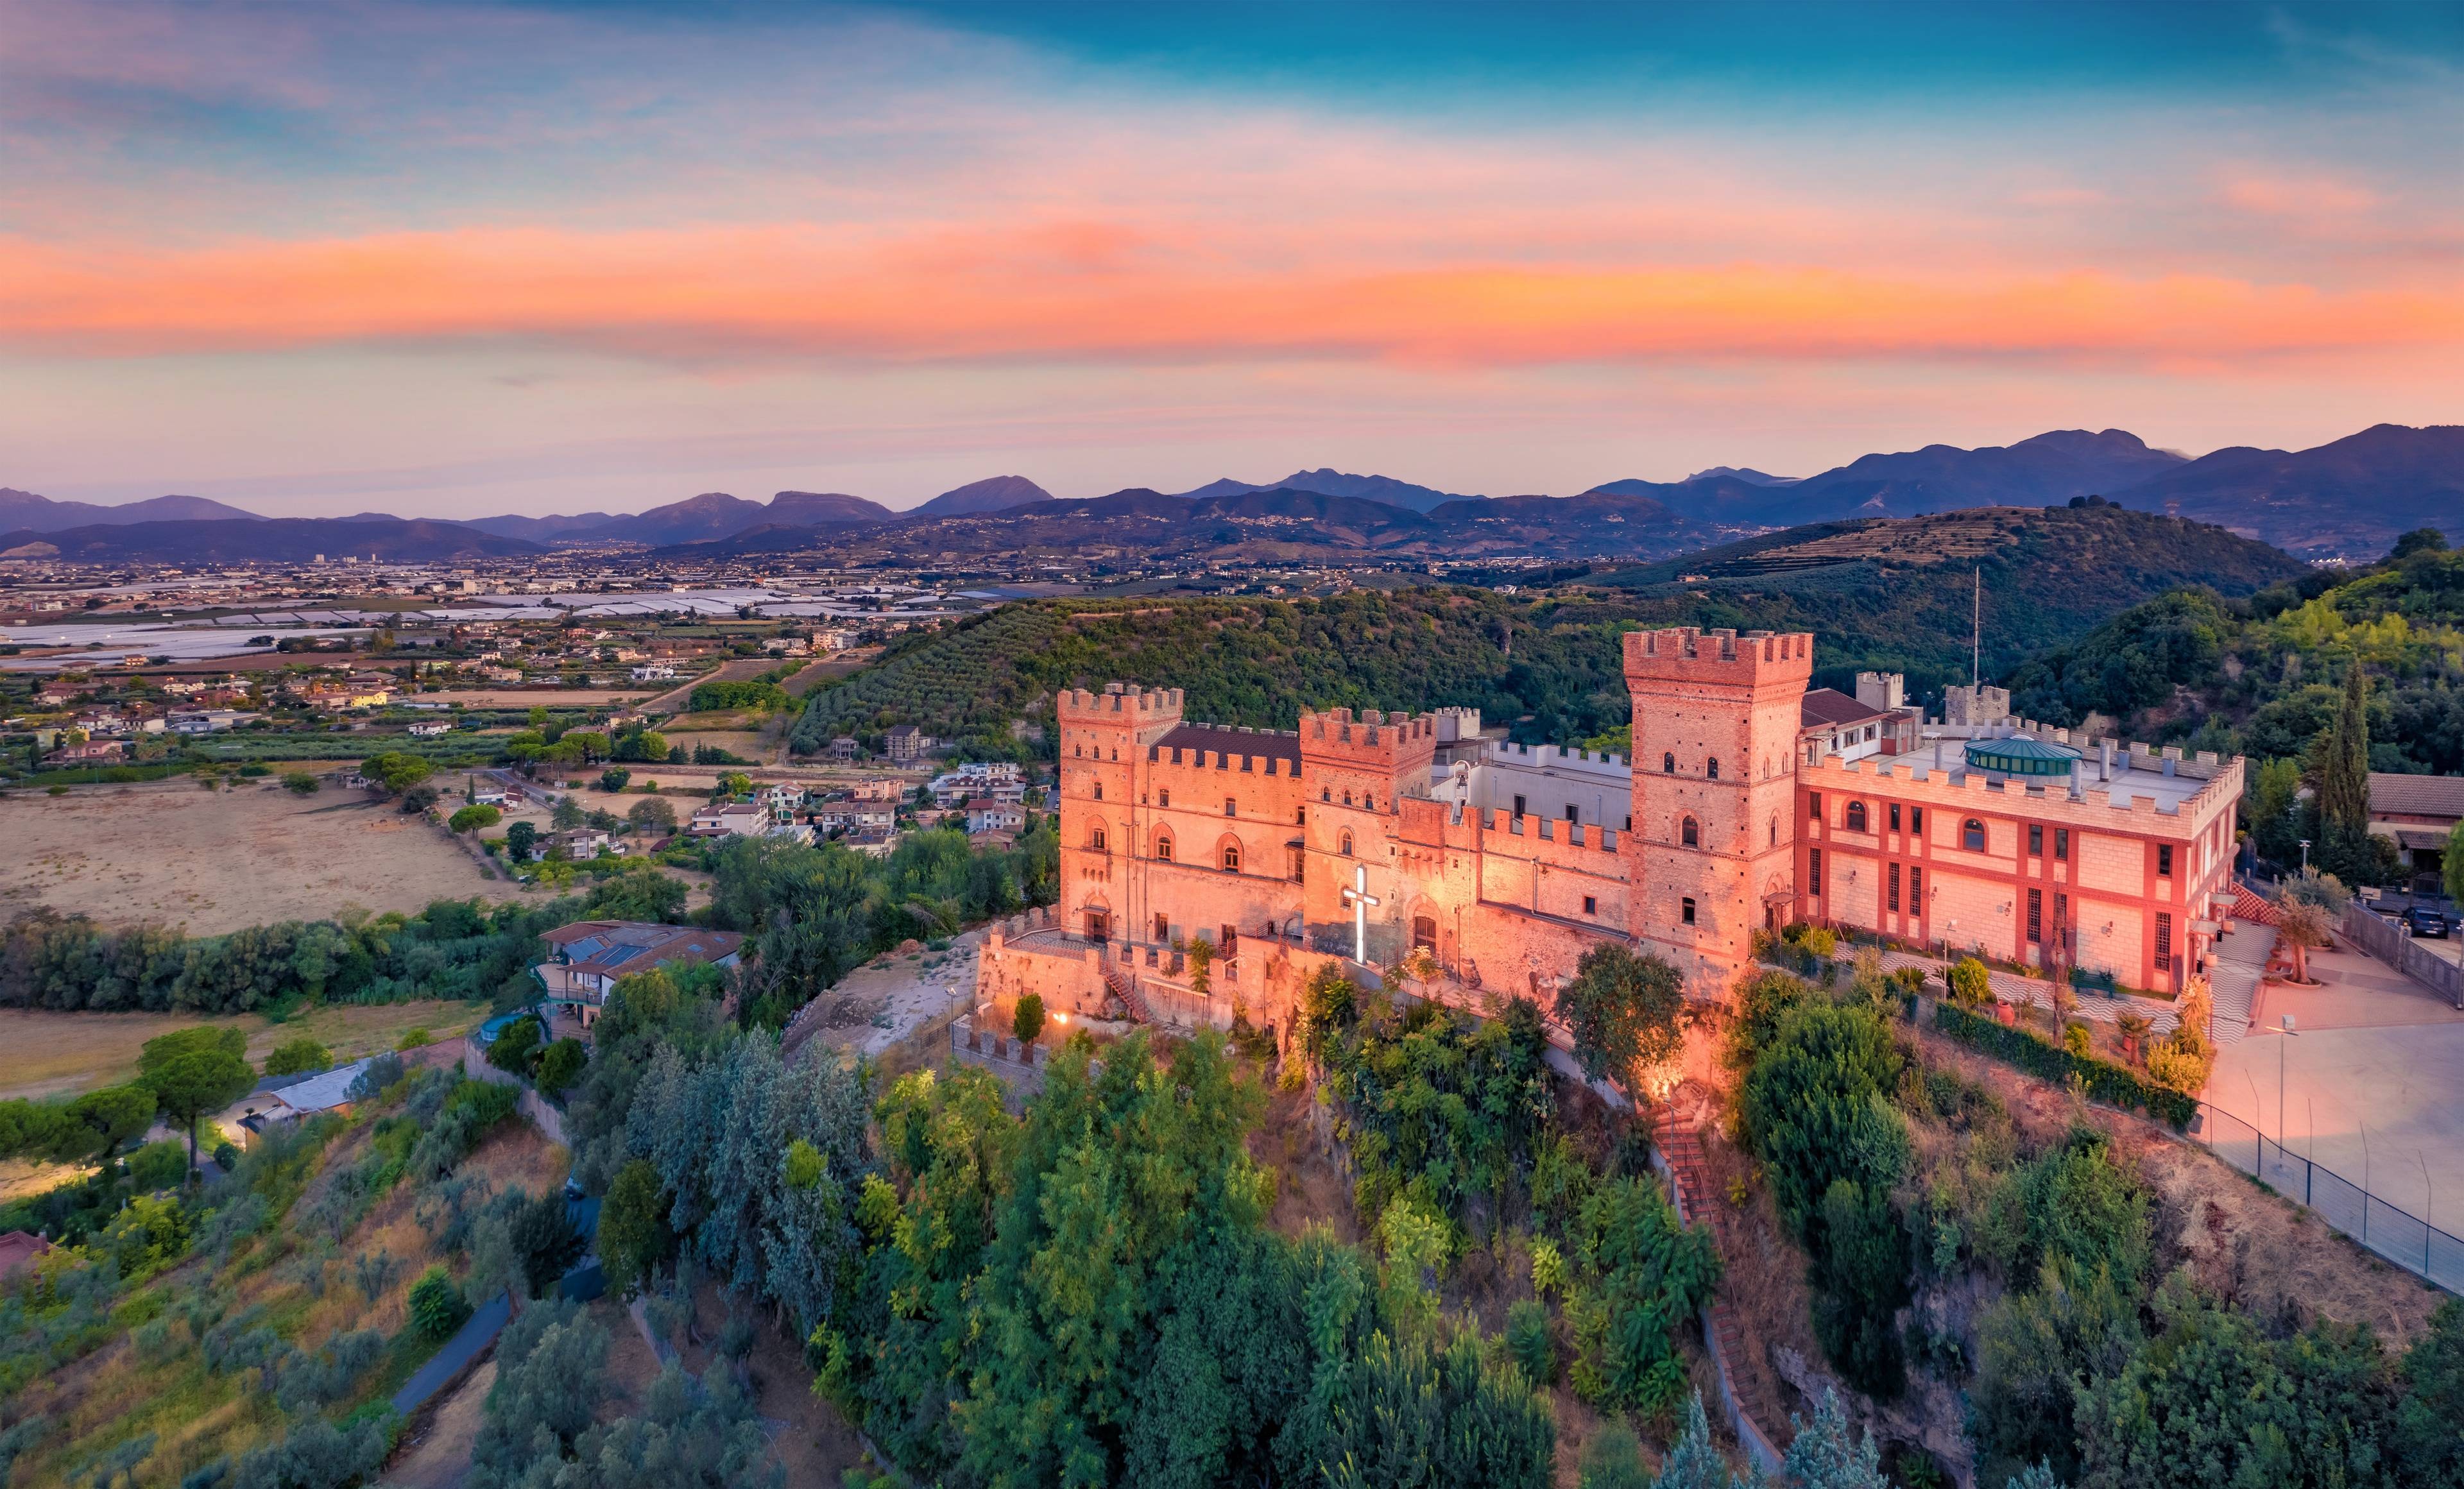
[792,504,2306,756]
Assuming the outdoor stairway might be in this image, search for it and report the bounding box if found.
[1653,1107,1788,1455]
[2206,917,2275,1048]
[1101,962,1154,1025]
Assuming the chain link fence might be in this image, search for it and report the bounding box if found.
[2193,1101,2462,1293]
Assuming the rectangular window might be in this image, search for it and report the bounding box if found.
[1093,781,1103,801]
[2156,912,2173,971]
[1888,862,1901,911]
[2028,888,2042,944]
[1153,914,1169,942]
[2157,844,2174,877]
[1889,803,1901,832]
[1808,792,1822,822]
[1910,865,1922,907]
[1583,895,1598,916]
[1566,804,1580,826]
[1513,794,1527,817]
[1681,896,1697,925]
[1809,847,1823,896]
[2055,828,2068,860]
[1911,806,1924,835]
[1158,789,1169,808]
[2029,824,2044,856]
[1226,797,1236,815]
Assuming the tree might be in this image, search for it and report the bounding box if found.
[1565,1174,1721,1415]
[1555,942,1686,1085]
[2313,664,2374,879]
[409,1266,472,1339]
[361,751,434,796]
[599,1158,674,1298]
[1782,1388,1888,1489]
[1809,1178,1911,1397]
[2275,893,2334,984]
[535,1037,587,1097]
[1650,1392,1742,1489]
[487,1014,543,1075]
[628,796,678,834]
[469,1297,608,1486]
[1012,991,1046,1043]
[1738,1002,1907,1236]
[262,1036,330,1078]
[2395,1298,2464,1487]
[1947,956,1993,1009]
[281,770,320,795]
[506,820,538,862]
[552,797,585,830]
[2445,820,2464,909]
[449,803,501,833]
[137,1026,255,1178]
[599,766,631,793]
[509,1187,584,1297]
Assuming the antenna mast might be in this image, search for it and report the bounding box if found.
[1971,568,1981,688]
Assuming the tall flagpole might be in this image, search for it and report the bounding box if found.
[1972,568,1981,689]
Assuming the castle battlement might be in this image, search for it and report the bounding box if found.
[1299,704,1442,772]
[1622,626,1815,688]
[1059,683,1185,720]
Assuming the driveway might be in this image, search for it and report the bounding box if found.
[2207,939,2464,1233]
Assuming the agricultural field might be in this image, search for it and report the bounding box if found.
[0,1000,485,1103]
[0,779,518,935]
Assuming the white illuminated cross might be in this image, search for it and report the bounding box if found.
[1342,864,1381,964]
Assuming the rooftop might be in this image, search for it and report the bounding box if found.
[1800,688,1889,729]
[2370,772,2464,820]
[1152,721,1301,767]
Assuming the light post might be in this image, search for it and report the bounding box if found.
[2299,839,2312,875]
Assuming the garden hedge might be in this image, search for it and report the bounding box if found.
[1931,1001,2196,1129]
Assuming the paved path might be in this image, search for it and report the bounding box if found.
[2206,917,2276,1048]
[1874,948,2184,1036]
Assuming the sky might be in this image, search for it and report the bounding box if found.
[1,0,2461,518]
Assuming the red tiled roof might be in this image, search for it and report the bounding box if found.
[1800,688,1887,729]
[2370,772,2464,821]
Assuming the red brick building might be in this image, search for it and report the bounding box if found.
[975,627,2241,1034]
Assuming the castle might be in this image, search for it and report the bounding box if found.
[975,627,2242,1039]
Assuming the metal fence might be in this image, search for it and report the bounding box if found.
[2192,1101,2463,1293]
[2340,903,2464,1008]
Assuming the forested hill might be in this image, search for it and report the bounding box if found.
[2006,528,2464,776]
[791,504,2306,756]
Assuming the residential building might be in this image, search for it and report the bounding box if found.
[687,801,770,837]
[532,921,745,1026]
[886,724,932,763]
[2369,772,2464,892]
[966,798,1025,835]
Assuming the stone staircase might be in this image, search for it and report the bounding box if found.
[1653,1107,1788,1463]
[1101,962,1155,1025]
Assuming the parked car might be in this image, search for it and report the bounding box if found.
[2403,905,2451,939]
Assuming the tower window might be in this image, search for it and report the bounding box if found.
[1093,781,1104,801]
[2157,844,2174,877]
[1681,896,1697,925]
[1664,751,1675,774]
[1770,815,1777,846]
[1154,833,1173,862]
[1582,896,1596,916]
[1158,788,1170,808]
[1962,818,1985,852]
[1681,815,1698,847]
[1339,830,1355,856]
[1322,787,1331,802]
[2029,824,2043,856]
[1091,826,1107,852]
[1846,801,1868,832]
[1707,757,1720,780]
[1226,797,1237,816]
[1222,842,1240,872]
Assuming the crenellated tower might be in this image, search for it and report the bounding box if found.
[1623,628,1813,992]
[1056,684,1183,944]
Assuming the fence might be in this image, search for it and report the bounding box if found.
[2191,1101,2463,1294]
[2340,905,2464,1008]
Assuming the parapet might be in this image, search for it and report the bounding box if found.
[1622,627,1815,687]
[1058,683,1185,724]
[1299,705,1444,771]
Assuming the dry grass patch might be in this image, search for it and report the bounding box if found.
[0,1000,484,1102]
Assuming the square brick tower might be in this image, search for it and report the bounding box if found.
[1056,683,1183,944]
[1622,627,1813,995]
[1298,706,1439,962]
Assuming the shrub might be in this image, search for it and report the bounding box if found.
[1933,1003,2195,1128]
[409,1266,471,1341]
[1739,1001,1908,1235]
[1947,957,1992,1008]
[533,1037,586,1097]
[2063,1023,2091,1057]
[396,1026,432,1051]
[129,1138,189,1191]
[1575,1420,1649,1489]
[281,770,319,795]
[1810,1178,1910,1397]
[599,1158,674,1299]
[486,1014,543,1076]
[1505,1298,1555,1386]
[1012,992,1046,1044]
[262,1035,330,1078]
[598,767,631,793]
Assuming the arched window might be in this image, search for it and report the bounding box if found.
[1158,788,1170,809]
[1681,815,1698,847]
[1769,815,1777,846]
[1321,787,1331,802]
[1664,751,1676,774]
[1154,831,1174,863]
[1845,801,1868,832]
[1706,757,1720,781]
[1221,841,1240,872]
[1962,818,1986,852]
[1339,830,1355,856]
[1090,826,1107,852]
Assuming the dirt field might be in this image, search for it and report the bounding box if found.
[0,1000,486,1102]
[0,779,520,934]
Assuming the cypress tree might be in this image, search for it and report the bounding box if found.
[2315,663,2370,835]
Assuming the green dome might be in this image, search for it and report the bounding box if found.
[1964,736,2082,778]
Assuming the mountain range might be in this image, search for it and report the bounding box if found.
[4,423,2456,565]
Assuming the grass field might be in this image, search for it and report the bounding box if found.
[0,1000,487,1102]
[0,779,520,935]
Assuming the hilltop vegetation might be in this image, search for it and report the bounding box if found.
[792,504,2305,756]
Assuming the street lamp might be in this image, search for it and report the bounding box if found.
[2255,1013,2299,1152]
[2299,839,2312,874]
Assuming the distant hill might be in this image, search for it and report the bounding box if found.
[787,504,2306,756]
[483,489,897,547]
[661,482,1707,564]
[459,511,626,542]
[1168,469,1485,515]
[0,489,263,531]
[2103,423,2464,559]
[0,516,543,564]
[1685,466,1799,486]
[911,475,1054,516]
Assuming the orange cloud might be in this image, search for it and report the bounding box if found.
[2215,173,2381,217]
[3,226,2459,370]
